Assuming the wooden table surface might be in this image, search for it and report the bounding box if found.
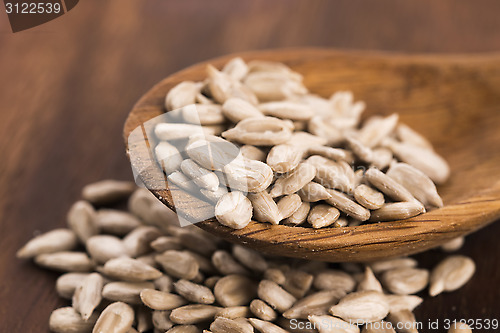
[0,1,499,332]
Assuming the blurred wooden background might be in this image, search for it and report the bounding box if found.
[0,1,499,331]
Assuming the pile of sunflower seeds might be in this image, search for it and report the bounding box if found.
[18,180,474,333]
[153,57,450,229]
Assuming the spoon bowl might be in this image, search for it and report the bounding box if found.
[124,49,500,262]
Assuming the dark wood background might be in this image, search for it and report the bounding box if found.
[0,1,499,332]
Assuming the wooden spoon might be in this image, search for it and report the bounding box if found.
[124,49,500,262]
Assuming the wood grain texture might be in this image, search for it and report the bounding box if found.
[0,0,499,331]
[125,50,500,262]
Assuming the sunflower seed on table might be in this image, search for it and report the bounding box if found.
[307,204,340,229]
[264,267,287,285]
[140,289,187,310]
[386,310,419,333]
[123,226,161,258]
[173,279,215,304]
[308,315,360,333]
[67,201,99,243]
[313,269,356,293]
[165,81,202,111]
[95,209,141,236]
[49,307,99,333]
[214,275,257,307]
[35,251,94,272]
[232,245,268,272]
[257,280,297,313]
[381,267,429,295]
[176,228,218,255]
[151,236,182,252]
[354,184,385,210]
[283,290,345,320]
[102,281,154,305]
[357,267,383,293]
[329,290,389,324]
[102,257,162,282]
[429,255,475,297]
[282,269,313,298]
[17,229,78,259]
[86,235,128,264]
[81,180,135,206]
[369,202,426,222]
[56,273,91,300]
[385,295,423,313]
[215,306,251,319]
[156,250,199,280]
[250,299,277,321]
[369,257,418,273]
[440,237,465,252]
[210,316,253,333]
[92,302,134,333]
[72,272,103,321]
[170,304,221,325]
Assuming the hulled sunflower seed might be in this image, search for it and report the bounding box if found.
[358,113,399,148]
[222,157,274,193]
[325,189,371,222]
[259,101,314,121]
[212,250,249,276]
[357,267,383,293]
[313,270,356,293]
[232,245,268,272]
[222,116,293,146]
[250,299,277,321]
[215,192,253,229]
[170,304,221,325]
[239,145,267,162]
[365,167,418,203]
[165,81,201,111]
[386,310,418,333]
[102,257,162,282]
[207,64,258,105]
[154,275,174,292]
[174,279,215,304]
[214,275,257,307]
[385,295,423,313]
[285,201,311,226]
[429,255,475,297]
[222,57,249,81]
[180,159,220,192]
[276,194,302,220]
[156,250,199,280]
[441,237,465,253]
[152,310,174,331]
[381,267,429,295]
[155,141,183,174]
[266,144,303,173]
[354,185,385,210]
[56,273,91,300]
[307,156,355,194]
[298,182,332,202]
[49,307,99,333]
[35,251,94,272]
[102,281,154,304]
[257,280,297,313]
[264,267,287,285]
[243,71,307,102]
[329,290,389,324]
[86,235,128,264]
[270,162,316,198]
[166,325,199,333]
[307,204,340,229]
[140,289,187,310]
[182,104,225,125]
[95,209,141,236]
[73,272,104,320]
[17,228,78,259]
[222,98,264,123]
[93,302,134,333]
[151,236,182,252]
[123,226,161,258]
[307,146,353,163]
[210,317,253,333]
[67,201,99,243]
[215,306,251,319]
[283,290,346,320]
[369,202,425,222]
[249,318,289,333]
[386,162,443,208]
[283,269,314,298]
[82,180,135,205]
[369,258,418,274]
[396,123,433,149]
[248,191,282,225]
